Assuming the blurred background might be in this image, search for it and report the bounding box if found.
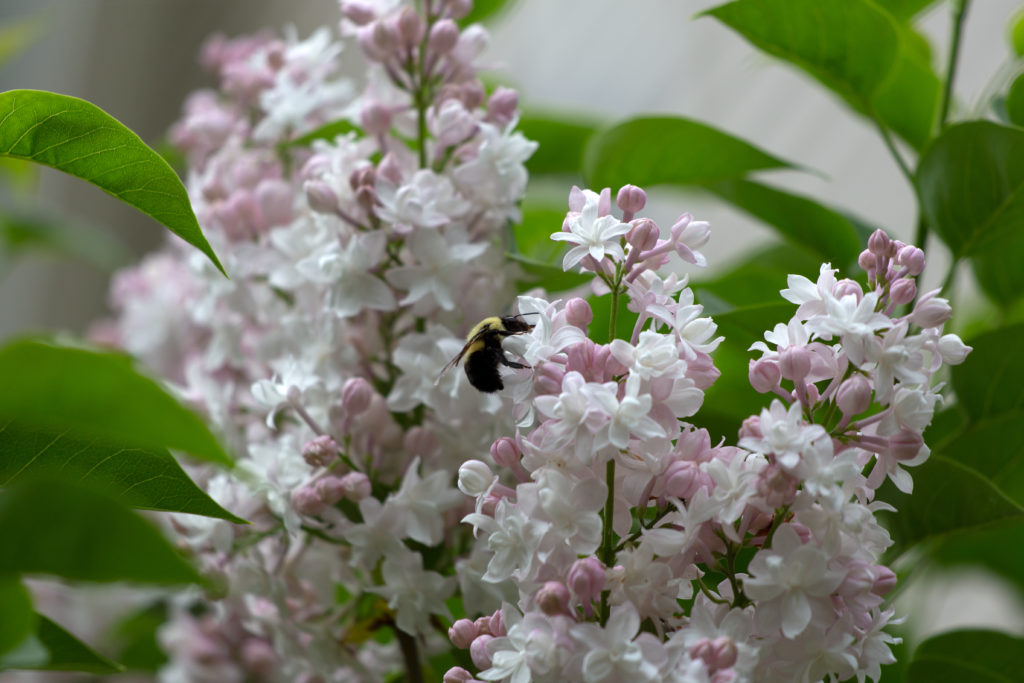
[1,0,1023,655]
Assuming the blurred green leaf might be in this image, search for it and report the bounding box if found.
[509,252,590,294]
[0,90,224,275]
[951,323,1024,423]
[458,0,517,26]
[0,338,233,466]
[514,204,566,263]
[0,204,133,271]
[928,517,1024,600]
[703,0,939,149]
[518,113,597,177]
[285,118,361,148]
[110,602,168,672]
[906,630,1024,683]
[916,122,1024,258]
[712,302,793,342]
[693,243,822,311]
[970,226,1024,308]
[702,180,865,267]
[873,0,939,22]
[0,14,44,69]
[878,455,1024,558]
[0,477,200,584]
[587,291,636,345]
[583,116,794,191]
[0,614,122,673]
[1012,10,1024,58]
[0,577,34,656]
[1006,72,1024,128]
[938,414,1024,504]
[0,420,245,522]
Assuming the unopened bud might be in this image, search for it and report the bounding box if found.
[536,581,570,616]
[458,459,494,496]
[738,415,761,440]
[315,476,346,505]
[360,103,392,136]
[872,565,898,595]
[489,610,505,637]
[304,180,339,214]
[469,635,492,669]
[565,297,593,329]
[889,428,924,461]
[911,291,952,329]
[778,346,811,383]
[341,377,373,415]
[937,334,971,365]
[290,485,325,516]
[868,229,891,255]
[858,249,875,273]
[897,245,925,275]
[664,459,708,499]
[616,184,647,215]
[443,667,475,683]
[626,217,659,251]
[302,435,338,467]
[339,472,371,501]
[448,619,478,649]
[447,0,473,20]
[404,426,440,460]
[490,436,521,469]
[372,21,401,55]
[376,153,403,185]
[835,279,863,301]
[890,278,916,306]
[748,359,781,393]
[341,2,376,25]
[533,362,565,395]
[567,557,605,602]
[836,375,872,417]
[429,19,460,54]
[397,7,425,48]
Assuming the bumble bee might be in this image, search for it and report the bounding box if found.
[437,314,535,392]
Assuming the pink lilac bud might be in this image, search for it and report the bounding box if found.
[447,0,473,20]
[791,523,813,544]
[315,476,346,505]
[664,460,709,499]
[616,184,647,216]
[568,557,605,603]
[291,485,325,516]
[778,347,811,382]
[686,351,721,390]
[490,436,521,469]
[564,297,593,329]
[897,245,925,275]
[872,565,898,595]
[448,618,478,649]
[376,153,403,185]
[241,638,277,676]
[838,561,876,597]
[443,667,475,683]
[749,359,781,393]
[372,20,401,55]
[302,435,338,467]
[397,7,425,48]
[360,103,392,136]
[536,581,571,616]
[305,180,339,214]
[868,229,890,255]
[338,472,371,501]
[626,217,660,251]
[474,615,492,636]
[858,249,875,274]
[533,362,566,395]
[342,2,376,25]
[341,377,373,415]
[256,179,293,229]
[458,460,494,496]
[710,637,739,670]
[486,86,519,126]
[836,375,872,417]
[890,428,924,461]
[756,464,797,508]
[911,290,952,328]
[938,334,971,365]
[738,415,761,441]
[890,278,916,305]
[470,636,493,669]
[489,610,505,637]
[835,278,863,301]
[429,19,460,54]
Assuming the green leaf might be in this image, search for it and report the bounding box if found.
[0,614,122,674]
[928,517,1024,600]
[970,226,1024,308]
[693,244,823,314]
[514,204,567,264]
[518,113,597,177]
[0,477,200,584]
[906,630,1024,683]
[1012,9,1024,58]
[915,122,1024,258]
[508,252,590,294]
[0,577,34,656]
[711,302,794,342]
[937,413,1024,505]
[873,0,939,22]
[703,0,939,149]
[284,118,361,148]
[877,454,1024,558]
[583,116,794,191]
[702,180,865,267]
[458,0,517,26]
[0,90,224,275]
[1006,72,1024,128]
[0,338,232,466]
[0,204,133,271]
[110,602,168,672]
[0,420,245,523]
[950,324,1024,423]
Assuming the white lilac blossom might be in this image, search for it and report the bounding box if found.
[452,181,968,683]
[96,1,540,680]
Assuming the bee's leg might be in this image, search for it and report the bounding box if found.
[497,351,530,370]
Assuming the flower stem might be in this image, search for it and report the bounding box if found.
[599,458,616,625]
[394,625,423,683]
[939,0,971,131]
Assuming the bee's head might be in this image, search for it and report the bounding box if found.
[501,313,536,334]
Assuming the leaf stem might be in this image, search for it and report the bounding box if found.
[938,0,971,131]
[873,118,914,188]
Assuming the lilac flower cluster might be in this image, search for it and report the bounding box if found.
[101,1,538,680]
[448,188,971,683]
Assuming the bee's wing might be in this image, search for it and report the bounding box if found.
[433,336,478,385]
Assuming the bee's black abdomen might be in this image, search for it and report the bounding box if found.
[465,348,504,392]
